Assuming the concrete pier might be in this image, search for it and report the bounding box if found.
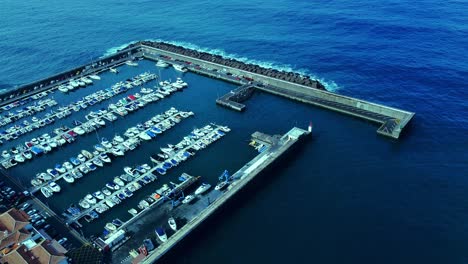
[138,127,309,263]
[140,44,415,139]
[215,84,255,111]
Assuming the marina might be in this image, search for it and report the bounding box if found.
[0,40,417,263]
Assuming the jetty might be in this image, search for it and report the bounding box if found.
[215,84,255,111]
[138,43,414,139]
[136,126,309,263]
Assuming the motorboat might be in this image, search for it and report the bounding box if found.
[215,181,229,191]
[113,134,125,143]
[155,227,168,243]
[101,138,113,149]
[54,164,66,174]
[106,182,119,190]
[99,153,111,163]
[93,191,105,200]
[73,126,86,135]
[156,167,166,175]
[71,170,83,179]
[81,149,93,159]
[124,188,133,198]
[86,162,97,171]
[31,178,43,186]
[63,161,74,171]
[47,168,59,178]
[94,144,106,152]
[85,194,97,204]
[63,174,75,183]
[195,183,211,195]
[22,150,33,160]
[155,60,169,68]
[1,150,10,159]
[124,166,136,176]
[168,217,177,231]
[113,177,125,187]
[93,158,104,167]
[182,194,195,204]
[41,186,53,198]
[111,147,124,156]
[77,154,87,162]
[138,131,152,141]
[14,154,25,163]
[105,223,117,232]
[70,157,81,166]
[128,208,138,216]
[79,199,90,209]
[89,74,101,80]
[109,68,118,73]
[102,188,112,196]
[81,77,93,85]
[37,172,52,181]
[49,182,61,192]
[125,60,138,67]
[173,64,188,72]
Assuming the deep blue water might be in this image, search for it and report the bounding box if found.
[1,0,468,263]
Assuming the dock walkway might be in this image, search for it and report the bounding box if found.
[140,127,309,263]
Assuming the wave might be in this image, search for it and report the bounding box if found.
[103,39,341,92]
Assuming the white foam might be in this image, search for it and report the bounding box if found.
[103,39,341,91]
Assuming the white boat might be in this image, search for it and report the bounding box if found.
[94,118,105,126]
[155,227,168,243]
[79,199,90,209]
[41,186,53,198]
[105,199,115,208]
[195,183,211,195]
[63,161,74,171]
[85,194,97,204]
[63,174,75,183]
[111,147,124,156]
[125,60,138,67]
[49,182,61,192]
[138,132,151,141]
[215,181,228,191]
[1,150,10,159]
[105,222,117,231]
[31,178,43,186]
[81,77,93,85]
[73,126,86,135]
[89,74,101,80]
[77,154,87,162]
[101,138,113,149]
[14,154,25,163]
[128,208,138,216]
[109,68,118,73]
[114,177,125,187]
[102,188,112,196]
[173,64,188,72]
[69,80,79,88]
[155,60,169,68]
[124,166,135,176]
[168,217,177,231]
[81,150,93,159]
[93,158,104,167]
[93,191,105,200]
[182,194,195,204]
[99,153,111,163]
[113,135,125,143]
[58,85,69,93]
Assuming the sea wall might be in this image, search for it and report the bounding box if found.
[0,47,139,106]
[127,41,325,90]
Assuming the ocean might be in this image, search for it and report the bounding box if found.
[1,0,467,263]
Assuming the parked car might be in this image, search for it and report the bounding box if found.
[57,237,68,245]
[21,203,31,210]
[27,209,37,215]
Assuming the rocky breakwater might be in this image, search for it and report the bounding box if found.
[131,41,326,91]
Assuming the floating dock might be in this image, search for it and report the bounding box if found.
[138,127,309,263]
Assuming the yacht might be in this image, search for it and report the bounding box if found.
[113,134,125,143]
[63,174,75,183]
[54,164,66,174]
[113,177,125,187]
[105,223,117,232]
[49,182,61,192]
[155,227,168,243]
[81,150,93,159]
[168,217,177,231]
[182,194,195,204]
[85,194,97,204]
[194,183,211,195]
[173,64,188,72]
[102,187,112,196]
[128,208,138,216]
[215,181,229,191]
[79,199,90,209]
[41,186,53,198]
[125,60,138,67]
[99,153,111,163]
[111,147,124,156]
[89,74,101,80]
[93,191,105,200]
[155,60,169,68]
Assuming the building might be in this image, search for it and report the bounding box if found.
[0,240,68,264]
[0,208,31,254]
[0,208,68,264]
